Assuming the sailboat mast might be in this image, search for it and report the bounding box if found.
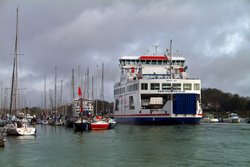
[86,66,88,100]
[71,69,75,101]
[10,8,19,115]
[169,39,172,79]
[169,40,173,115]
[60,80,63,107]
[44,75,47,110]
[9,57,16,115]
[101,63,104,113]
[54,66,57,113]
[96,65,99,115]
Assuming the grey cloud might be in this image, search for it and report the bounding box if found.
[1,0,250,107]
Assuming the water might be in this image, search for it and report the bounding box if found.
[1,123,250,167]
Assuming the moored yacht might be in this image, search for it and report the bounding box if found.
[227,113,241,123]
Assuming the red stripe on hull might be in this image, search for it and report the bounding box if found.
[90,123,109,130]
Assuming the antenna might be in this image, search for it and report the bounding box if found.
[154,44,160,55]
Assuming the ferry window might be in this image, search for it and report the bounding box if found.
[180,61,184,66]
[121,60,125,66]
[183,83,192,90]
[175,69,179,74]
[133,84,138,91]
[114,89,120,95]
[194,83,200,90]
[146,60,150,64]
[141,60,146,64]
[129,96,135,110]
[127,85,131,92]
[152,60,156,64]
[150,83,160,90]
[141,83,148,90]
[115,99,119,111]
[172,83,181,90]
[162,83,171,90]
[158,60,162,65]
[76,101,79,106]
[121,87,126,94]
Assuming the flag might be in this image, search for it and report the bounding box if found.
[184,66,188,72]
[131,67,135,73]
[78,87,82,97]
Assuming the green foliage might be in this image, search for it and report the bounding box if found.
[202,88,250,112]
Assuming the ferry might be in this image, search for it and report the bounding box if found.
[113,42,202,125]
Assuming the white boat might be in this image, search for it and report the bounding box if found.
[202,114,219,123]
[227,113,241,123]
[5,121,36,136]
[113,41,202,125]
[4,9,37,136]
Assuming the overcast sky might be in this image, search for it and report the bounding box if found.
[0,0,250,107]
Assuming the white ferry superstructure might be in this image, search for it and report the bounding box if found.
[113,51,202,125]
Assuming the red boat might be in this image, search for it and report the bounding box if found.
[90,116,109,130]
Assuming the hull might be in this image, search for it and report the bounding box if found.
[74,121,90,131]
[65,116,75,128]
[231,118,241,123]
[114,114,201,125]
[90,122,109,130]
[108,123,116,129]
[6,127,36,136]
[65,120,74,128]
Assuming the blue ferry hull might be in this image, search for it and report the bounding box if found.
[114,116,201,125]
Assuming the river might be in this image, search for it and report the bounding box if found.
[1,123,250,167]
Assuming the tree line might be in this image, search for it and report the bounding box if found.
[202,88,250,113]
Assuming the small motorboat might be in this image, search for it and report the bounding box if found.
[202,114,219,123]
[227,113,241,123]
[90,116,109,130]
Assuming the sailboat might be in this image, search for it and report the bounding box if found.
[5,8,36,136]
[73,87,91,131]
